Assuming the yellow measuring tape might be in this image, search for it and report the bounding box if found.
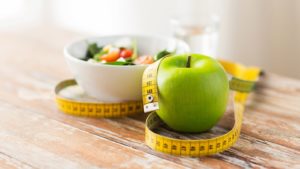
[55,80,143,117]
[54,57,261,156]
[142,58,261,156]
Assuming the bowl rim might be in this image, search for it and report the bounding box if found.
[64,34,190,69]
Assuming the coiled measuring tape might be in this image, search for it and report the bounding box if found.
[55,80,143,117]
[55,58,261,156]
[143,58,261,156]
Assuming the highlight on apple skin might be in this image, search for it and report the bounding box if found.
[156,53,229,133]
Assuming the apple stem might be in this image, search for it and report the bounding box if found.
[186,55,191,68]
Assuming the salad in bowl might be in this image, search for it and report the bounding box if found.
[64,35,189,102]
[83,38,175,65]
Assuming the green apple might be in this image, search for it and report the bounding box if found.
[157,54,229,133]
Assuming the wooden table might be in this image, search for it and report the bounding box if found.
[0,27,299,169]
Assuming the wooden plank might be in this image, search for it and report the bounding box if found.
[218,105,300,151]
[0,152,34,169]
[0,103,187,169]
[212,74,300,151]
[155,126,300,168]
[257,73,300,94]
[0,88,242,168]
[1,82,299,169]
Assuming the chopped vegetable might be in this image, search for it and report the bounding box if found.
[105,61,128,65]
[154,50,172,61]
[93,50,107,61]
[120,49,133,58]
[82,39,172,66]
[134,55,154,65]
[103,45,112,53]
[101,51,120,62]
[84,43,103,61]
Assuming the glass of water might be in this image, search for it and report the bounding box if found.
[170,15,219,58]
[170,0,219,57]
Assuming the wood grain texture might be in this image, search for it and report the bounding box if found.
[0,26,299,169]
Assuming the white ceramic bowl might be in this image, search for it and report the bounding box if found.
[64,35,190,102]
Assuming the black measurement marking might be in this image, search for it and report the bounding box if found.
[120,107,126,112]
[156,141,160,146]
[147,89,153,94]
[135,105,141,110]
[163,144,168,149]
[104,108,110,113]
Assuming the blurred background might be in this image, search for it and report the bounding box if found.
[1,0,299,79]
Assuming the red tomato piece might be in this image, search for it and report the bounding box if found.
[119,49,133,58]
